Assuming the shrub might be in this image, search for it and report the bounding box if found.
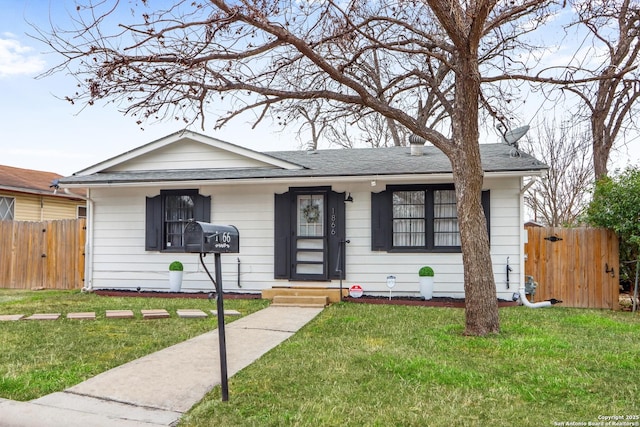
[169,261,184,271]
[418,266,434,277]
[585,167,640,284]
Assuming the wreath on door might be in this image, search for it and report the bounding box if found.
[302,203,321,223]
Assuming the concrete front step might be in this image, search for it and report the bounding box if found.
[271,295,328,307]
[262,286,347,303]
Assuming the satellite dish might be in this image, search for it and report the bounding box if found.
[497,124,530,158]
[502,125,530,145]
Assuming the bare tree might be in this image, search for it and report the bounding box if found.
[563,0,640,179]
[522,119,594,226]
[324,110,412,149]
[288,101,330,150]
[289,39,452,150]
[289,101,410,150]
[38,0,558,335]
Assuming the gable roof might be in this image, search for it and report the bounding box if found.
[76,130,304,175]
[59,132,548,187]
[0,164,85,199]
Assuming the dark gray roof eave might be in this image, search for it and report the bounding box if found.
[58,167,547,186]
[58,143,549,186]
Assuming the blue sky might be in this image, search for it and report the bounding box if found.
[0,0,299,176]
[0,1,637,176]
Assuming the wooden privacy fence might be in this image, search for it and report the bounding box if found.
[0,219,86,290]
[525,227,619,309]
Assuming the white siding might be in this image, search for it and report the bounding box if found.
[107,140,277,172]
[90,185,277,292]
[485,177,522,300]
[89,177,524,301]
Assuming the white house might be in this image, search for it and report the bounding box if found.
[59,130,547,300]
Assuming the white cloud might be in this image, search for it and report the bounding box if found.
[0,36,46,78]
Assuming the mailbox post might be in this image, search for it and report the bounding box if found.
[183,221,239,402]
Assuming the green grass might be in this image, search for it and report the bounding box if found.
[0,289,268,401]
[180,303,640,427]
[2,291,639,426]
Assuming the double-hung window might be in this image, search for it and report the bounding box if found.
[145,189,211,251]
[372,185,489,252]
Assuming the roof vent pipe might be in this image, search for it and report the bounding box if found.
[409,134,426,156]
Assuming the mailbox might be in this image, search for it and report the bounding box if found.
[183,221,239,254]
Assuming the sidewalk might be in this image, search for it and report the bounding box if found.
[0,306,324,427]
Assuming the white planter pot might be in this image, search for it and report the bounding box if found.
[419,276,434,300]
[169,271,183,292]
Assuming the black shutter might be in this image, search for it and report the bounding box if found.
[328,191,347,279]
[194,194,211,222]
[371,190,391,251]
[482,190,491,243]
[145,195,162,251]
[274,192,291,279]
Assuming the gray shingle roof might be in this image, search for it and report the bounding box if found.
[59,143,547,186]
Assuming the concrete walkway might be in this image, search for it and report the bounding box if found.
[0,306,324,427]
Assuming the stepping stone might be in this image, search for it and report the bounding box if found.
[25,313,61,321]
[141,309,170,319]
[210,309,241,316]
[0,314,25,321]
[176,309,208,318]
[105,310,134,319]
[67,312,96,320]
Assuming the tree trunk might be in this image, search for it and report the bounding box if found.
[451,51,500,336]
[592,116,611,180]
[452,150,499,335]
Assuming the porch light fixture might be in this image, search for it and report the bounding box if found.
[344,193,353,203]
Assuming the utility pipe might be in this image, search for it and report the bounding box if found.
[518,282,557,308]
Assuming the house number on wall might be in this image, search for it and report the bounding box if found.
[331,208,336,235]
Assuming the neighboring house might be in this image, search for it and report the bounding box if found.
[58,131,548,299]
[524,220,544,228]
[0,165,86,221]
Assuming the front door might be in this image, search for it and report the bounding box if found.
[293,193,327,280]
[274,187,346,281]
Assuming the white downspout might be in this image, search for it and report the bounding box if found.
[64,188,94,292]
[518,282,552,308]
[83,189,94,292]
[518,174,558,308]
[513,176,551,308]
[515,280,562,308]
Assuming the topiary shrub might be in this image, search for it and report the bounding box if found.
[419,266,434,277]
[169,261,184,271]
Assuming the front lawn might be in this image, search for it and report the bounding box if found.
[0,289,268,401]
[181,303,640,427]
[2,290,639,426]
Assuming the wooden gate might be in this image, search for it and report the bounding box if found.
[0,219,86,290]
[524,227,619,309]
